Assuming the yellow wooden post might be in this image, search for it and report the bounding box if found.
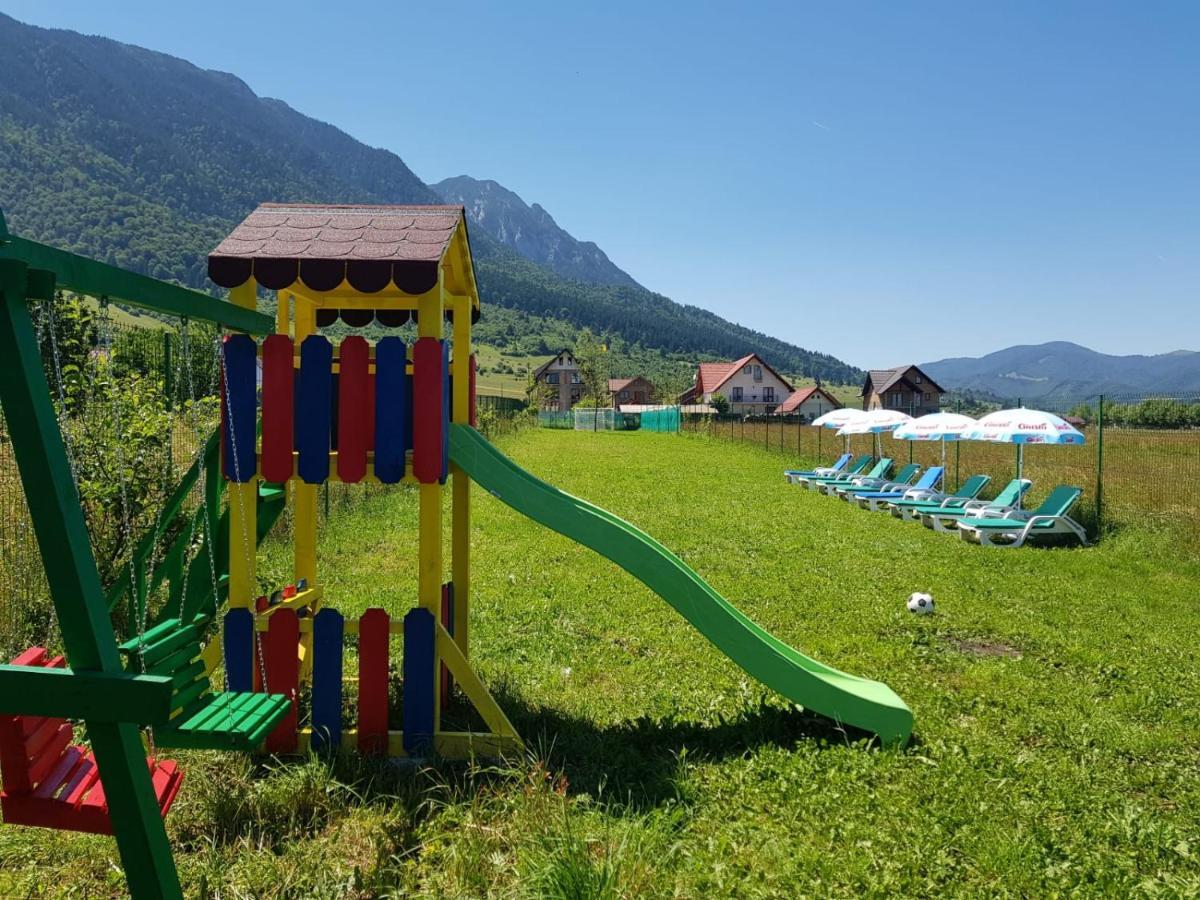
[276,289,291,337]
[451,294,471,660]
[292,293,318,588]
[228,280,258,609]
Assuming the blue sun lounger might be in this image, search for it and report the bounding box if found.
[784,452,851,484]
[853,466,945,512]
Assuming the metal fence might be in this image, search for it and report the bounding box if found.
[682,393,1200,547]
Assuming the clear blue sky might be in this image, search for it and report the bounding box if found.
[6,1,1198,368]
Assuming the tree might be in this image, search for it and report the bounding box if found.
[525,373,555,409]
[574,329,611,408]
[710,393,730,415]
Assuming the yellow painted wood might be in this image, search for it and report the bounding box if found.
[199,632,222,677]
[227,480,257,608]
[230,278,256,311]
[436,623,521,744]
[275,290,291,335]
[293,482,318,586]
[418,483,442,617]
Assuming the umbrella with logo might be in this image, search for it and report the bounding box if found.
[964,408,1085,507]
[812,407,867,453]
[892,412,978,484]
[837,408,914,459]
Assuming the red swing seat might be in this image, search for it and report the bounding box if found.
[0,648,184,835]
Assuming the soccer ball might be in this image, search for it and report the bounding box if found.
[907,592,935,615]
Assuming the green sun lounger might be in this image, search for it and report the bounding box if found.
[814,458,893,494]
[918,479,1032,533]
[957,486,1087,548]
[795,455,873,490]
[889,474,991,520]
[833,463,921,499]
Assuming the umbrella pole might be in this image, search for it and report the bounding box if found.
[1016,443,1024,509]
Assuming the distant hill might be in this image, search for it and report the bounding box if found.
[922,341,1200,399]
[0,12,862,385]
[434,176,641,289]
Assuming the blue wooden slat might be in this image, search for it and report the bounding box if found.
[297,335,333,484]
[222,335,258,482]
[374,337,408,484]
[224,608,254,692]
[402,607,435,756]
[311,608,343,752]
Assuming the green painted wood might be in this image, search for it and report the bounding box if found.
[0,665,174,723]
[0,260,182,899]
[0,233,271,333]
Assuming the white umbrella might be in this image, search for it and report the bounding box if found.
[964,408,1085,507]
[837,408,913,459]
[812,407,866,453]
[893,412,978,482]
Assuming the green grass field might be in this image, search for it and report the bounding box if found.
[2,428,1198,897]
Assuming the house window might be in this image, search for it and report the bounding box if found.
[548,373,560,385]
[914,374,922,384]
[569,387,581,401]
[743,365,752,374]
[764,387,775,402]
[753,365,762,382]
[570,373,581,384]
[924,392,931,401]
[732,387,744,402]
[634,391,645,403]
[619,390,629,400]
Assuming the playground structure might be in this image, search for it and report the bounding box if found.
[0,203,911,898]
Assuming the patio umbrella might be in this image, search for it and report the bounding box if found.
[812,407,867,453]
[892,412,978,481]
[837,408,913,459]
[964,408,1085,507]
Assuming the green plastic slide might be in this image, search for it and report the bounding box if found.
[448,425,913,747]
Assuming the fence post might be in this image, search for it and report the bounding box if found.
[954,397,961,489]
[162,329,173,411]
[1095,394,1105,535]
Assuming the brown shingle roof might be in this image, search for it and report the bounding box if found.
[208,203,464,294]
[863,365,945,396]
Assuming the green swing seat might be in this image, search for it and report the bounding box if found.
[119,615,291,752]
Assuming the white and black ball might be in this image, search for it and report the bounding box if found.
[907,592,935,615]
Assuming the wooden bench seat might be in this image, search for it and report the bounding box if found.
[0,648,183,834]
[120,616,291,752]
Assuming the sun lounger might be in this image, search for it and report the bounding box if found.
[814,458,893,494]
[918,479,1032,533]
[784,452,851,484]
[888,474,991,520]
[829,462,918,498]
[795,456,874,490]
[956,486,1087,548]
[853,467,946,511]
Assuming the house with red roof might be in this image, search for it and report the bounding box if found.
[679,354,794,415]
[774,386,842,420]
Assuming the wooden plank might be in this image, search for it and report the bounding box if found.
[441,340,450,483]
[439,583,453,708]
[222,335,258,483]
[412,337,443,484]
[264,611,299,753]
[311,609,343,752]
[223,609,254,693]
[297,335,333,484]
[469,353,477,427]
[357,608,389,756]
[260,335,295,483]
[0,666,177,724]
[337,336,369,483]
[0,234,272,333]
[373,337,408,484]
[402,608,435,756]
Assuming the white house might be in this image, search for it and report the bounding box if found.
[774,386,842,421]
[680,353,794,415]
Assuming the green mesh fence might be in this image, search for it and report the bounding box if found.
[682,394,1200,548]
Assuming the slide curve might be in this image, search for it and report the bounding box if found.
[449,425,913,747]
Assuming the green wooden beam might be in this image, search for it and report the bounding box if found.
[0,666,175,724]
[0,259,182,900]
[0,232,271,334]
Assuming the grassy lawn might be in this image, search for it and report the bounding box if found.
[2,428,1198,897]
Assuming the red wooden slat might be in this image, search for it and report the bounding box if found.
[358,608,389,756]
[26,723,73,787]
[412,337,443,484]
[265,610,300,753]
[261,334,295,482]
[29,746,84,800]
[337,336,370,483]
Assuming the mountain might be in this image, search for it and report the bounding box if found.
[0,12,861,385]
[434,176,641,289]
[922,341,1200,399]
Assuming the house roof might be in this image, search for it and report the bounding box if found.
[695,353,795,397]
[208,203,471,300]
[776,386,842,414]
[608,376,652,393]
[862,365,945,396]
[533,349,576,378]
